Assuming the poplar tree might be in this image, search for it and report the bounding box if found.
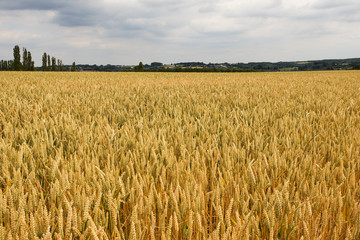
[47,55,51,71]
[28,52,34,71]
[51,57,56,71]
[13,45,22,71]
[22,48,28,71]
[57,59,63,71]
[42,53,47,71]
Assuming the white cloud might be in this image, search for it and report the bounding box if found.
[0,0,359,65]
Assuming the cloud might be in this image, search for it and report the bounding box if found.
[52,8,100,27]
[0,0,63,10]
[0,0,359,64]
[0,0,101,27]
[312,0,358,9]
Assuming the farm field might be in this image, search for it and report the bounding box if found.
[0,71,360,239]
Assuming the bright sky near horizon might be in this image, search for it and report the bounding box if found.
[0,0,359,65]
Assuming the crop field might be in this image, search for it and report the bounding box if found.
[0,71,360,240]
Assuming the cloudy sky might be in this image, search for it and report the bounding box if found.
[0,0,359,65]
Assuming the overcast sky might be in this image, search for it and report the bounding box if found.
[0,0,359,65]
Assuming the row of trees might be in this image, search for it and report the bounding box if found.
[132,61,256,72]
[0,45,76,71]
[21,47,35,71]
[0,60,13,71]
[42,52,66,71]
[1,46,35,71]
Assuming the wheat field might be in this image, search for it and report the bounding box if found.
[0,71,360,239]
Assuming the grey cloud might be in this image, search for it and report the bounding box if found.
[0,0,63,10]
[0,0,359,65]
[52,7,100,27]
[51,1,102,27]
[53,14,96,27]
[137,0,206,10]
[0,0,101,27]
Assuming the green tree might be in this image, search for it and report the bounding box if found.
[47,55,51,71]
[42,53,47,71]
[139,61,144,71]
[51,57,56,71]
[353,65,360,70]
[8,61,13,70]
[13,45,22,71]
[57,59,65,71]
[28,52,34,71]
[71,62,76,72]
[135,61,144,71]
[22,48,28,71]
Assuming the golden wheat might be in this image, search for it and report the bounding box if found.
[0,71,359,239]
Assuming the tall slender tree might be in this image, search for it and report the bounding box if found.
[51,57,56,71]
[13,45,22,71]
[28,52,34,71]
[57,59,63,71]
[22,48,28,71]
[42,53,47,71]
[47,55,51,71]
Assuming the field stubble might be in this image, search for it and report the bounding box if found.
[0,71,360,239]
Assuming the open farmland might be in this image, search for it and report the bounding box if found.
[0,71,360,239]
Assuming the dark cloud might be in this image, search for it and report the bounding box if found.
[0,0,100,27]
[0,0,63,10]
[52,8,100,27]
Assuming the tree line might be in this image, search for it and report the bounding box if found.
[132,61,256,72]
[0,45,76,71]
